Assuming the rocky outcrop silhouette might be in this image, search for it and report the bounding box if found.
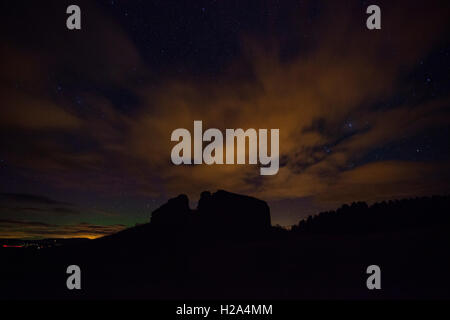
[150,190,271,238]
[150,194,191,228]
[197,190,271,234]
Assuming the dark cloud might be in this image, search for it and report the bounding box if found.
[0,218,126,239]
[0,193,71,206]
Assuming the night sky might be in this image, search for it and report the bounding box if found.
[1,0,450,239]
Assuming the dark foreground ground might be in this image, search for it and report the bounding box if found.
[1,226,449,300]
[1,193,450,300]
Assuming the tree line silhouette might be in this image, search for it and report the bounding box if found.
[292,195,450,234]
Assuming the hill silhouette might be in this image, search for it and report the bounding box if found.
[1,191,450,299]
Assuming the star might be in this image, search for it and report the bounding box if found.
[75,96,83,105]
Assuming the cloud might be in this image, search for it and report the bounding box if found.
[0,193,71,206]
[114,0,450,203]
[0,219,126,239]
[0,0,449,230]
[0,193,83,229]
[316,160,450,204]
